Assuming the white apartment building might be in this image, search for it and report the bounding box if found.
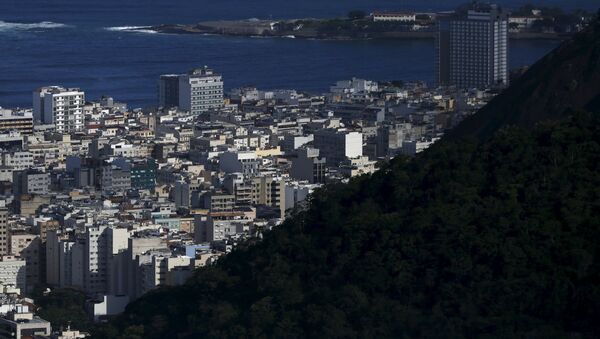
[33,86,85,133]
[313,129,363,167]
[100,165,131,192]
[149,256,192,288]
[339,156,377,177]
[195,217,252,242]
[1,151,34,170]
[330,78,379,96]
[83,226,128,295]
[137,251,192,296]
[179,67,224,115]
[0,256,26,291]
[219,151,260,176]
[46,227,128,295]
[9,233,40,292]
[106,227,129,297]
[225,175,286,218]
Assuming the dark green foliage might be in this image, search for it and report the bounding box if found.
[33,288,93,332]
[512,4,537,16]
[347,10,367,20]
[94,111,600,338]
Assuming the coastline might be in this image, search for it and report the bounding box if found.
[135,19,571,41]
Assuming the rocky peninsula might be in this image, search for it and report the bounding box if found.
[130,17,575,40]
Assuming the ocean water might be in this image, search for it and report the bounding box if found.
[0,0,597,108]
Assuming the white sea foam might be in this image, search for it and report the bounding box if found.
[0,20,68,32]
[105,26,157,34]
[105,26,144,31]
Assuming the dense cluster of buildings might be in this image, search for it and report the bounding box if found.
[0,70,497,321]
[0,71,496,323]
[0,2,507,330]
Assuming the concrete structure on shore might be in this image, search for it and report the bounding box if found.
[372,11,416,22]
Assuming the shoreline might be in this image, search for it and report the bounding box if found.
[133,19,572,41]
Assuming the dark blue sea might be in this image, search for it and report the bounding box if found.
[0,0,597,108]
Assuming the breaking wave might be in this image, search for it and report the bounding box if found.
[105,26,157,34]
[0,20,69,32]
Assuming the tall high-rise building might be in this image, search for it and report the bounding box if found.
[178,67,224,115]
[436,4,508,89]
[0,208,8,256]
[33,86,85,133]
[158,74,181,109]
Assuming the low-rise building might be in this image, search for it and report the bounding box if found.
[0,307,51,339]
[372,11,416,22]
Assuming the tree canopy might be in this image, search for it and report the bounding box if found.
[347,10,367,20]
[94,110,600,338]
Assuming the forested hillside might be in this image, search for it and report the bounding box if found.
[94,110,600,338]
[449,15,600,139]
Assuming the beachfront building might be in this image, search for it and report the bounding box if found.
[178,67,224,115]
[436,3,509,89]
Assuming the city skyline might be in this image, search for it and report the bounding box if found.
[0,2,598,338]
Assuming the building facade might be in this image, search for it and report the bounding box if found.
[158,74,181,109]
[0,209,7,256]
[313,129,363,167]
[0,256,26,291]
[372,11,416,22]
[33,86,85,133]
[9,233,41,292]
[12,170,50,196]
[178,67,224,115]
[290,148,326,184]
[436,4,508,89]
[0,113,34,135]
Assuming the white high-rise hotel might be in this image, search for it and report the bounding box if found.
[436,4,508,89]
[33,86,85,133]
[179,66,224,115]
